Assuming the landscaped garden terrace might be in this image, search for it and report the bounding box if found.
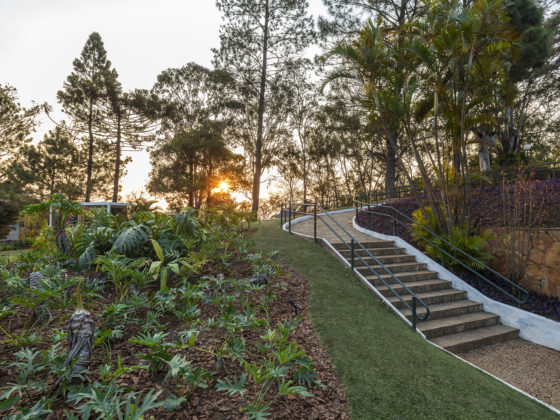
[0,195,558,418]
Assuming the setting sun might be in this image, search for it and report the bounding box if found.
[215,180,230,193]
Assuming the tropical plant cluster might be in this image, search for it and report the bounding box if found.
[0,204,330,419]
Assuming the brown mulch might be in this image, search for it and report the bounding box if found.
[0,259,349,419]
[461,338,560,410]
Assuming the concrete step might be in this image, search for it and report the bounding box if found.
[419,312,500,339]
[430,324,519,353]
[388,289,466,309]
[352,254,417,266]
[338,247,408,257]
[402,300,483,321]
[331,241,393,251]
[376,279,452,297]
[356,261,428,275]
[366,270,440,286]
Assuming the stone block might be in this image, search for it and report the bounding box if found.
[543,242,560,268]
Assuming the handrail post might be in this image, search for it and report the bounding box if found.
[392,207,397,236]
[367,202,371,230]
[412,296,417,331]
[313,200,317,244]
[355,198,358,219]
[351,239,355,271]
[288,201,292,234]
[280,202,284,226]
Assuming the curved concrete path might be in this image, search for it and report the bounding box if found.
[288,209,376,243]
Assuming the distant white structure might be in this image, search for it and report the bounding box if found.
[4,223,22,241]
[48,202,130,226]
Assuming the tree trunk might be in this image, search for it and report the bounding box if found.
[85,100,94,202]
[478,143,491,172]
[252,0,269,213]
[188,158,194,208]
[112,113,122,203]
[385,133,397,198]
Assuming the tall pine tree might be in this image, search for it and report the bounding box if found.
[213,0,315,212]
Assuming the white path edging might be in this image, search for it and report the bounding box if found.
[352,216,560,352]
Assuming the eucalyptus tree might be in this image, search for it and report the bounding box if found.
[281,59,318,204]
[151,63,238,137]
[213,0,316,212]
[148,121,244,210]
[57,32,112,202]
[6,125,83,201]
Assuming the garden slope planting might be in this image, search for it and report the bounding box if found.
[0,242,348,418]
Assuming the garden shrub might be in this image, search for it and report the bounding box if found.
[411,206,492,269]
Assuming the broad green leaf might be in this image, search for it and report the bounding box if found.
[151,239,164,262]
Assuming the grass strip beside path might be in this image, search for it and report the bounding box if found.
[251,221,558,420]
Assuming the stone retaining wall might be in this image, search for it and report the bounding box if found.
[484,228,560,297]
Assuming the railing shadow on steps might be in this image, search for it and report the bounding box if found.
[280,201,430,331]
[353,198,530,307]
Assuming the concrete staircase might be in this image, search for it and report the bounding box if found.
[334,240,519,353]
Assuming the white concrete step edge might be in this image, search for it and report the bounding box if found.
[352,215,560,352]
[280,207,560,415]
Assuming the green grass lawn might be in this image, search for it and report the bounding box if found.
[251,220,558,420]
[0,249,23,257]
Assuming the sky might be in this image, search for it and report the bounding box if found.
[0,0,327,203]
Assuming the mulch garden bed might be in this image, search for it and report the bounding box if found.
[455,268,560,322]
[0,259,349,419]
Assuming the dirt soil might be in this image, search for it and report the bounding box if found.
[0,260,349,419]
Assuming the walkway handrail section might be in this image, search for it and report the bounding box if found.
[281,201,430,330]
[354,199,530,306]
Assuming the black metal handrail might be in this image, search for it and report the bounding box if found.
[281,201,430,331]
[354,199,530,306]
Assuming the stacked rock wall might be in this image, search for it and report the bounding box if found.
[484,228,560,297]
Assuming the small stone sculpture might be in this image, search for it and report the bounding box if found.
[28,272,51,322]
[65,309,95,373]
[28,271,42,290]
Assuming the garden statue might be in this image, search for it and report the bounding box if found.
[65,284,95,373]
[28,271,51,322]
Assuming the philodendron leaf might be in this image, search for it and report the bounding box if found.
[216,373,248,396]
[278,380,313,397]
[151,239,164,262]
[164,394,187,411]
[149,260,162,277]
[168,262,180,275]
